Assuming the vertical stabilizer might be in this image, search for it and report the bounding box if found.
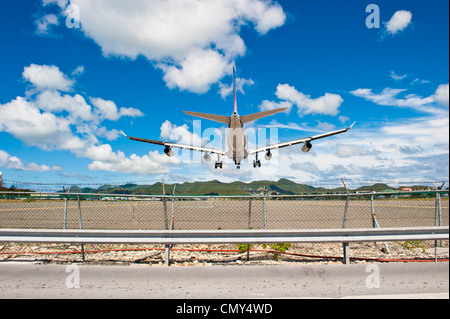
[233,66,237,114]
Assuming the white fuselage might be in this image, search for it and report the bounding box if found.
[226,113,248,164]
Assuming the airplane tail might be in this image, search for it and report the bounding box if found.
[183,66,286,125]
[240,107,288,124]
[233,66,237,114]
[183,111,231,125]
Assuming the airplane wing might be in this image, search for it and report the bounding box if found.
[120,131,227,156]
[248,122,356,155]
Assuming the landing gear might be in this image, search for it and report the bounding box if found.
[253,160,261,168]
[215,162,223,169]
[253,153,261,168]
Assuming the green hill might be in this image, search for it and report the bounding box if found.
[60,179,405,196]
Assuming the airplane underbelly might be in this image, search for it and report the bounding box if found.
[226,128,248,162]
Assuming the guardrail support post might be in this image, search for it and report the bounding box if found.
[163,197,170,266]
[343,243,350,264]
[77,196,85,262]
[247,199,252,261]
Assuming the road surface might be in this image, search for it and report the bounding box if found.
[0,262,447,299]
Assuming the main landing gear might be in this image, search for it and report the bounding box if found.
[253,153,261,168]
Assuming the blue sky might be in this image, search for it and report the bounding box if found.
[0,0,448,189]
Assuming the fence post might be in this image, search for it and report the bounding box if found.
[371,194,390,253]
[247,198,252,260]
[77,196,85,262]
[63,197,68,230]
[342,195,350,229]
[163,196,170,266]
[263,186,267,230]
[435,189,443,262]
[341,179,350,229]
[341,179,350,264]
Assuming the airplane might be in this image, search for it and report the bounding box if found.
[122,67,355,169]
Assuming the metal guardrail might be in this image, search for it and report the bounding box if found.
[0,226,448,265]
[0,227,447,244]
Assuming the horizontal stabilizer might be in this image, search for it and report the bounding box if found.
[240,107,288,124]
[184,111,231,125]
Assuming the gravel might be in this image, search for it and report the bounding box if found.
[1,241,448,266]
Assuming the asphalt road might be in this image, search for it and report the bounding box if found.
[0,262,448,299]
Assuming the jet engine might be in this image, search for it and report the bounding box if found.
[265,150,272,161]
[203,152,212,163]
[164,147,174,157]
[302,142,312,153]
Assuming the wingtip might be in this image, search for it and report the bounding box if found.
[349,121,356,129]
[120,130,127,137]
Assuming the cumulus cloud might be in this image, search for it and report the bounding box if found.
[159,48,232,94]
[258,100,293,114]
[0,64,175,175]
[160,120,204,147]
[274,84,343,116]
[90,98,143,122]
[0,150,62,172]
[384,10,413,35]
[433,84,449,107]
[88,150,181,175]
[35,14,60,35]
[351,84,450,113]
[42,0,286,94]
[23,64,74,91]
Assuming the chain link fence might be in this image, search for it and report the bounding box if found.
[1,190,448,263]
[0,190,448,230]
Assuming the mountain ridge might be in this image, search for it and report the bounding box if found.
[63,179,401,196]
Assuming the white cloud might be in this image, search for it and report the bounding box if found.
[90,98,143,121]
[219,77,255,99]
[160,120,203,146]
[411,78,431,86]
[46,0,286,94]
[0,64,173,175]
[390,71,407,81]
[159,48,232,94]
[433,84,449,107]
[88,150,181,175]
[35,14,60,35]
[0,150,62,172]
[258,100,292,114]
[0,96,73,148]
[42,0,69,9]
[350,84,449,114]
[71,65,85,76]
[336,144,378,158]
[385,10,413,35]
[23,64,73,91]
[275,84,343,116]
